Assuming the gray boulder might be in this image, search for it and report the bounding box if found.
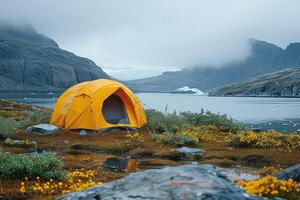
[274,164,300,182]
[176,147,205,155]
[58,165,262,200]
[26,124,59,134]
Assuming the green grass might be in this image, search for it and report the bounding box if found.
[0,152,67,180]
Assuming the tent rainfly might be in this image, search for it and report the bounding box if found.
[50,79,147,131]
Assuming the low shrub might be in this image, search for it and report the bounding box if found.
[0,152,67,180]
[151,132,195,146]
[146,109,184,133]
[228,130,300,151]
[183,126,224,143]
[145,109,244,134]
[31,109,51,124]
[236,176,300,200]
[151,125,230,146]
[180,110,245,133]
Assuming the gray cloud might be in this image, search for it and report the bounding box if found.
[1,0,300,80]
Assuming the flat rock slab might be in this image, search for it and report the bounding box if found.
[26,124,59,135]
[176,147,205,155]
[59,165,261,200]
[274,164,300,182]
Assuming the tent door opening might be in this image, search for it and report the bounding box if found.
[102,95,130,124]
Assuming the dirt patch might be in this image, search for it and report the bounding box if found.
[127,148,154,158]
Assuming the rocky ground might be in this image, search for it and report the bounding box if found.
[0,100,300,199]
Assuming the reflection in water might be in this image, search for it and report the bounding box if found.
[216,167,259,181]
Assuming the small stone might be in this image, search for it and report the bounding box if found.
[225,147,233,151]
[79,130,87,135]
[176,147,205,155]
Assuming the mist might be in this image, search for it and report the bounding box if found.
[1,0,300,80]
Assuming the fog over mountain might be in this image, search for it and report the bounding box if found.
[1,0,300,80]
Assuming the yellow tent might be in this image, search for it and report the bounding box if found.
[50,79,147,131]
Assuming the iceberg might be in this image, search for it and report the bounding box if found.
[171,86,208,95]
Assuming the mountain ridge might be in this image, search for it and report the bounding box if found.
[0,24,110,91]
[126,39,300,93]
[211,67,300,97]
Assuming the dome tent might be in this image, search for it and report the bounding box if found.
[50,79,147,131]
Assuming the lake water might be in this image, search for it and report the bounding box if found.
[10,93,300,133]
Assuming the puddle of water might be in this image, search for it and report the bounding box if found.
[216,167,259,180]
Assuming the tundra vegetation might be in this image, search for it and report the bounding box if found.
[0,100,299,199]
[147,109,300,150]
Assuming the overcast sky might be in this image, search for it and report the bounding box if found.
[1,0,300,80]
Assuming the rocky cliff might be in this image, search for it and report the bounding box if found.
[0,25,109,91]
[127,40,300,93]
[212,67,300,97]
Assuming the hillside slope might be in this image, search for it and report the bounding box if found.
[212,67,300,97]
[0,25,109,91]
[127,40,300,93]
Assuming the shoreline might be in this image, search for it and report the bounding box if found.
[1,96,300,134]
